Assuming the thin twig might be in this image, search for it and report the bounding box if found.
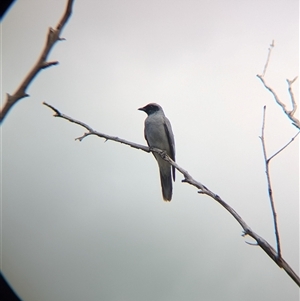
[259,106,282,260]
[260,40,274,78]
[43,102,150,152]
[44,102,300,287]
[257,42,299,129]
[257,76,300,128]
[268,131,300,162]
[0,0,75,123]
[287,76,298,117]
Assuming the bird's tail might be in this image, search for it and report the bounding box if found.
[159,166,173,202]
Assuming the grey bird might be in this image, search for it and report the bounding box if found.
[138,103,175,201]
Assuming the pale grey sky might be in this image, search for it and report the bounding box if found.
[1,0,299,300]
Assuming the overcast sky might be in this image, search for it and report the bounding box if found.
[1,0,299,300]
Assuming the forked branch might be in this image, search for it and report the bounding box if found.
[259,106,282,259]
[0,0,75,123]
[257,41,299,129]
[43,101,300,286]
[255,42,299,286]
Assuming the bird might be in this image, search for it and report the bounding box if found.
[138,103,175,201]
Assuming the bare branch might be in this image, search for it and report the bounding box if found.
[259,106,282,260]
[259,40,274,78]
[268,130,300,162]
[287,76,298,117]
[43,102,150,152]
[254,42,300,286]
[256,42,299,129]
[44,102,300,287]
[0,0,75,124]
[257,75,299,128]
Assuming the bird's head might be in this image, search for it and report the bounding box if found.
[138,103,163,116]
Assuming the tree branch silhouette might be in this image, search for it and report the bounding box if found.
[255,41,299,285]
[0,0,74,123]
[257,41,299,129]
[260,108,300,261]
[43,101,300,287]
[259,106,281,259]
[257,41,299,269]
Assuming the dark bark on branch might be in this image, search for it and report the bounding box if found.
[0,0,74,123]
[43,101,300,287]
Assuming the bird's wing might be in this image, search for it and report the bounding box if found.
[164,118,176,181]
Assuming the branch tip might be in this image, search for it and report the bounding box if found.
[287,76,298,84]
[245,241,258,246]
[41,61,59,69]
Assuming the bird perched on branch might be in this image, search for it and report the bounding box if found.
[138,103,175,201]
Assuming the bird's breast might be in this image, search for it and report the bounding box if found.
[145,114,170,152]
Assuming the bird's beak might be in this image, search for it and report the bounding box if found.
[138,106,145,111]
